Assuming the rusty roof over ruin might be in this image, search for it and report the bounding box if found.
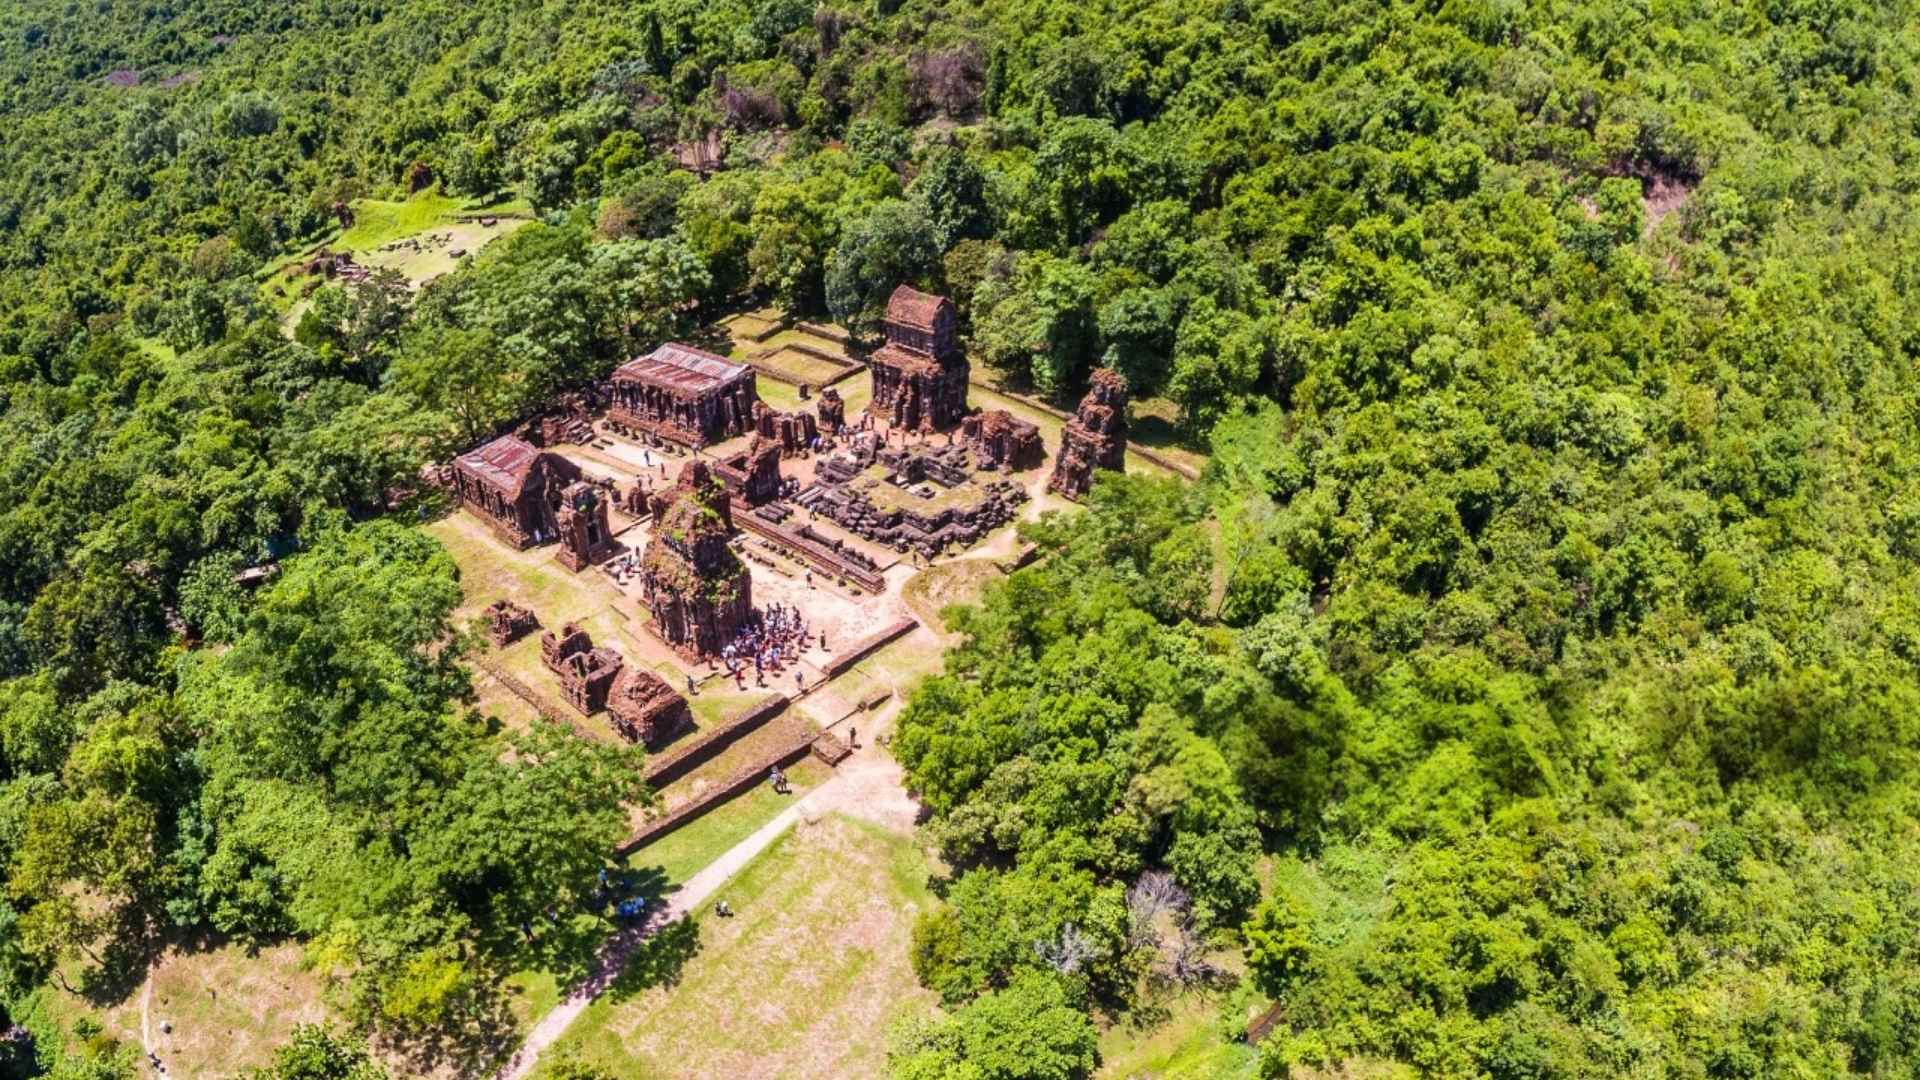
[613,343,751,396]
[885,285,950,332]
[455,435,543,497]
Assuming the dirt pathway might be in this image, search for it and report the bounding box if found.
[493,773,848,1080]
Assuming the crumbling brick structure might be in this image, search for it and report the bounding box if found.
[608,343,759,448]
[517,391,598,447]
[1049,368,1129,501]
[607,666,692,746]
[541,621,592,670]
[817,387,845,434]
[753,402,818,455]
[714,437,782,506]
[540,622,622,715]
[484,600,538,647]
[555,482,621,571]
[960,409,1044,472]
[867,285,969,433]
[641,461,754,658]
[452,435,584,548]
[800,440,1027,558]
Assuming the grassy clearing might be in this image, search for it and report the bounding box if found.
[426,514,604,622]
[753,345,855,387]
[851,631,948,693]
[40,941,331,1079]
[1097,988,1260,1080]
[265,191,533,326]
[901,559,1005,638]
[550,813,936,1079]
[627,758,832,884]
[1129,396,1210,475]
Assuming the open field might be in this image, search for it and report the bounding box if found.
[356,216,530,285]
[719,307,786,342]
[1129,396,1211,476]
[39,941,330,1079]
[901,558,1005,638]
[547,813,936,1079]
[753,344,858,386]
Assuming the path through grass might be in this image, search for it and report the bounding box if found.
[549,813,935,1079]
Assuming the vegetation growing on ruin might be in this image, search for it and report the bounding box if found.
[2,0,1920,1076]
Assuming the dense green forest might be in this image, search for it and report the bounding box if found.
[2,0,1920,1075]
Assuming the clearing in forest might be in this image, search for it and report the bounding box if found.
[544,811,937,1080]
[268,191,533,331]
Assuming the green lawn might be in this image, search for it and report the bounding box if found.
[265,191,534,325]
[1097,988,1261,1080]
[851,631,948,693]
[626,758,830,884]
[551,814,936,1079]
[647,710,815,814]
[752,345,856,387]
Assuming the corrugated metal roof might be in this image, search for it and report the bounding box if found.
[456,435,542,496]
[614,343,750,394]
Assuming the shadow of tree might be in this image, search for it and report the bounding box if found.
[1128,411,1187,451]
[71,911,163,1008]
[604,916,701,1004]
[374,975,531,1080]
[497,864,681,993]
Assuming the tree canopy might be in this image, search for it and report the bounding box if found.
[2,0,1920,1074]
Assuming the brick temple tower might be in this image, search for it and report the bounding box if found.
[639,461,753,658]
[867,285,969,433]
[1048,368,1129,500]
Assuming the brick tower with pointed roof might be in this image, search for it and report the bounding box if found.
[867,285,969,433]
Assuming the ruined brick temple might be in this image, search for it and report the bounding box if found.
[800,438,1027,558]
[539,621,691,746]
[541,621,623,716]
[607,666,691,746]
[816,387,845,433]
[753,402,818,455]
[640,461,754,658]
[1049,368,1129,500]
[453,435,584,548]
[555,481,621,571]
[714,437,782,506]
[867,286,969,433]
[961,409,1044,472]
[608,343,759,448]
[484,600,538,647]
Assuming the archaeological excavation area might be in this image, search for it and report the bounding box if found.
[425,285,1153,862]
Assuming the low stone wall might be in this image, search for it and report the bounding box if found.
[742,319,787,343]
[996,542,1042,574]
[1246,1001,1286,1044]
[745,345,862,389]
[617,732,819,854]
[732,504,888,594]
[796,321,851,345]
[643,693,790,787]
[820,617,918,679]
[473,654,595,742]
[787,341,855,367]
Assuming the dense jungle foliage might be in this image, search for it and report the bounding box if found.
[1,0,1919,1075]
